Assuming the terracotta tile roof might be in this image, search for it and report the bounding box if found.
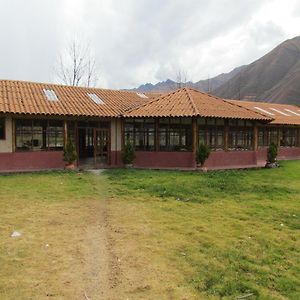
[227,99,300,125]
[125,88,272,121]
[0,80,156,117]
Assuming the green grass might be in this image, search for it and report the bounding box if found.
[0,163,299,299]
[106,161,300,299]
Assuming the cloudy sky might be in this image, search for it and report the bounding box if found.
[0,0,299,89]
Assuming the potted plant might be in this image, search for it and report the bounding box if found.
[196,143,210,171]
[63,139,78,170]
[122,142,135,168]
[266,142,279,168]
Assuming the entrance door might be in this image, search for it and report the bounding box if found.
[94,129,110,166]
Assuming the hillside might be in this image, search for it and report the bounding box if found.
[131,66,245,93]
[213,36,300,105]
[131,36,300,105]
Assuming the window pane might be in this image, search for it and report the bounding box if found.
[198,118,206,125]
[0,118,5,139]
[206,118,215,126]
[16,119,65,151]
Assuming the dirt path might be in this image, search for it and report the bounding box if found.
[82,199,121,300]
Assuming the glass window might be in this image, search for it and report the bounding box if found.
[158,118,192,151]
[258,127,278,147]
[124,119,155,151]
[198,118,224,151]
[16,119,64,151]
[280,128,299,147]
[0,118,5,140]
[228,120,253,150]
[67,121,76,144]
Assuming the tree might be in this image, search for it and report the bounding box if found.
[176,69,188,89]
[196,143,211,167]
[55,40,99,87]
[63,139,77,165]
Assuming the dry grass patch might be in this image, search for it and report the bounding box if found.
[0,172,110,300]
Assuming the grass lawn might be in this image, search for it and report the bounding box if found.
[106,161,300,299]
[0,171,111,299]
[0,161,299,299]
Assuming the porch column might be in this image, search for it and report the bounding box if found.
[253,122,258,151]
[298,127,300,147]
[63,120,68,148]
[277,126,281,148]
[12,118,16,152]
[224,119,229,151]
[192,118,197,154]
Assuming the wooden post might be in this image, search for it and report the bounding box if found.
[277,126,281,148]
[192,118,197,154]
[253,122,258,151]
[224,119,229,151]
[120,118,124,149]
[63,120,68,148]
[155,118,159,151]
[297,127,300,147]
[12,117,16,152]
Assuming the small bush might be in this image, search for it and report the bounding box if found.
[63,139,77,164]
[267,142,278,163]
[196,144,210,166]
[122,142,135,164]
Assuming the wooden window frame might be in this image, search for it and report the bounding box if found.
[158,118,192,152]
[15,119,64,152]
[258,126,279,148]
[124,118,156,151]
[228,120,254,151]
[198,118,225,151]
[280,127,299,147]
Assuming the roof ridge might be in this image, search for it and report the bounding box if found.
[186,87,272,121]
[184,88,199,115]
[123,88,181,115]
[0,78,157,96]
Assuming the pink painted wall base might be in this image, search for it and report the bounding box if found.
[0,147,299,172]
[0,151,65,172]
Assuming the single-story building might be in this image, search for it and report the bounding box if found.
[0,79,299,172]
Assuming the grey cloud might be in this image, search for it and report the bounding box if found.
[0,0,298,89]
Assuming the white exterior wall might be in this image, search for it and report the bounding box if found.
[0,116,13,153]
[110,118,122,151]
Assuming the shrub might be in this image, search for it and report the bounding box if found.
[267,142,278,163]
[196,144,210,166]
[63,139,77,164]
[122,142,135,164]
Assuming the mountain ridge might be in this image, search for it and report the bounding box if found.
[130,36,300,105]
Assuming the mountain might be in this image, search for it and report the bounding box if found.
[131,36,300,105]
[213,36,300,105]
[131,66,246,93]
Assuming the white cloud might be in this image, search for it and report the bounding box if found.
[0,0,299,88]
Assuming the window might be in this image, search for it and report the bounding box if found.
[136,92,148,99]
[198,118,224,150]
[43,89,58,101]
[87,93,104,104]
[124,119,155,151]
[228,120,253,150]
[0,118,5,140]
[280,128,299,147]
[258,127,278,147]
[16,119,64,151]
[158,118,192,151]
